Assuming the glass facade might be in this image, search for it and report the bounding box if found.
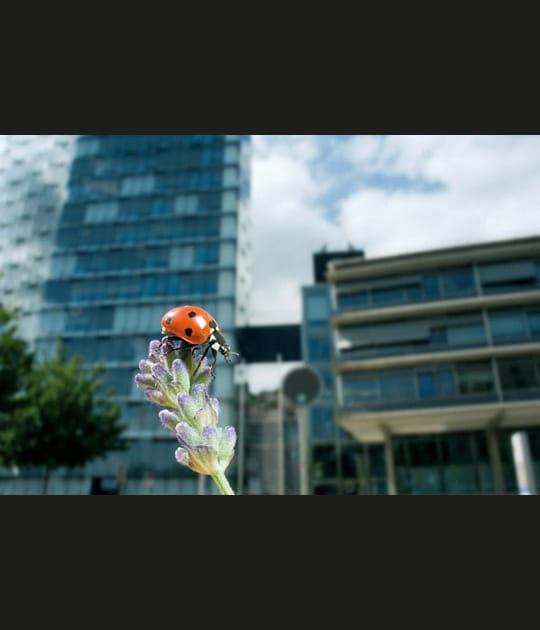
[2,134,250,494]
[335,259,540,312]
[0,135,76,342]
[336,305,540,360]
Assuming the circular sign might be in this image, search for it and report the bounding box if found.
[282,365,322,406]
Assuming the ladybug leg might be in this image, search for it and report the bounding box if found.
[209,347,218,374]
[192,343,212,378]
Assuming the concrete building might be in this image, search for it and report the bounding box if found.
[327,236,540,494]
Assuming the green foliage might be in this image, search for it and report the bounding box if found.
[0,304,130,484]
[0,304,34,464]
[8,340,130,472]
[0,304,33,413]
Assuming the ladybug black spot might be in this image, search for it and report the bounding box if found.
[185,328,193,337]
[165,316,172,324]
[188,311,197,318]
[209,319,217,329]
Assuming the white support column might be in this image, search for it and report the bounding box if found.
[511,431,537,495]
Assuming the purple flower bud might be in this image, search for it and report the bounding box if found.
[171,358,190,390]
[144,388,166,405]
[220,426,237,450]
[151,363,172,387]
[175,444,218,475]
[217,426,236,470]
[190,382,207,409]
[159,409,181,432]
[193,407,214,429]
[175,447,190,467]
[175,421,201,447]
[139,359,152,373]
[176,391,198,422]
[134,373,156,389]
[202,424,218,450]
[149,340,161,354]
[210,397,220,417]
[192,361,213,387]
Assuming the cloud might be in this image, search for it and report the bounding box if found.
[248,135,346,324]
[336,135,540,257]
[245,134,540,392]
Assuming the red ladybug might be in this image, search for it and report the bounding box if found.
[160,305,238,373]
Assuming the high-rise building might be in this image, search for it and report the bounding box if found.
[327,236,540,494]
[2,134,251,494]
[0,135,75,341]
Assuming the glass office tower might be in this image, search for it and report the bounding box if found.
[0,135,75,342]
[28,135,251,494]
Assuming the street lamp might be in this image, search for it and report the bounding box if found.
[282,365,322,495]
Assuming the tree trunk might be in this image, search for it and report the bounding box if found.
[43,467,50,495]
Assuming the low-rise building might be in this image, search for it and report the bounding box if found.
[327,236,540,494]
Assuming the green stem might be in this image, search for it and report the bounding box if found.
[211,469,235,495]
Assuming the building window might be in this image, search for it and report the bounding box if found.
[307,334,331,362]
[379,372,416,401]
[440,267,475,297]
[306,293,330,323]
[371,287,403,305]
[498,358,539,391]
[342,374,378,404]
[456,362,494,395]
[528,310,540,336]
[309,407,335,441]
[489,310,527,341]
[446,323,485,345]
[417,370,455,398]
[336,292,369,310]
[479,259,538,294]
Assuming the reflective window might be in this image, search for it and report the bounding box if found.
[528,311,540,335]
[489,310,527,340]
[379,372,415,401]
[480,259,540,294]
[342,374,378,404]
[310,407,335,441]
[423,275,440,297]
[307,334,331,361]
[498,358,539,390]
[336,292,369,310]
[447,323,485,345]
[418,370,455,398]
[456,362,494,395]
[306,292,330,323]
[65,306,114,331]
[440,267,475,296]
[371,287,403,305]
[312,445,338,479]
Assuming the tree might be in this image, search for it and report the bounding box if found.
[4,339,130,494]
[0,303,34,465]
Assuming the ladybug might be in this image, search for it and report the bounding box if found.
[160,305,238,374]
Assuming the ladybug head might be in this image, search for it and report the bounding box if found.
[210,329,239,363]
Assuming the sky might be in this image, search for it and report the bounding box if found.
[245,134,540,393]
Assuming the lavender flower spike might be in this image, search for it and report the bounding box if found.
[134,336,236,495]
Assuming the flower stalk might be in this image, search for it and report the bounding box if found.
[135,337,236,495]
